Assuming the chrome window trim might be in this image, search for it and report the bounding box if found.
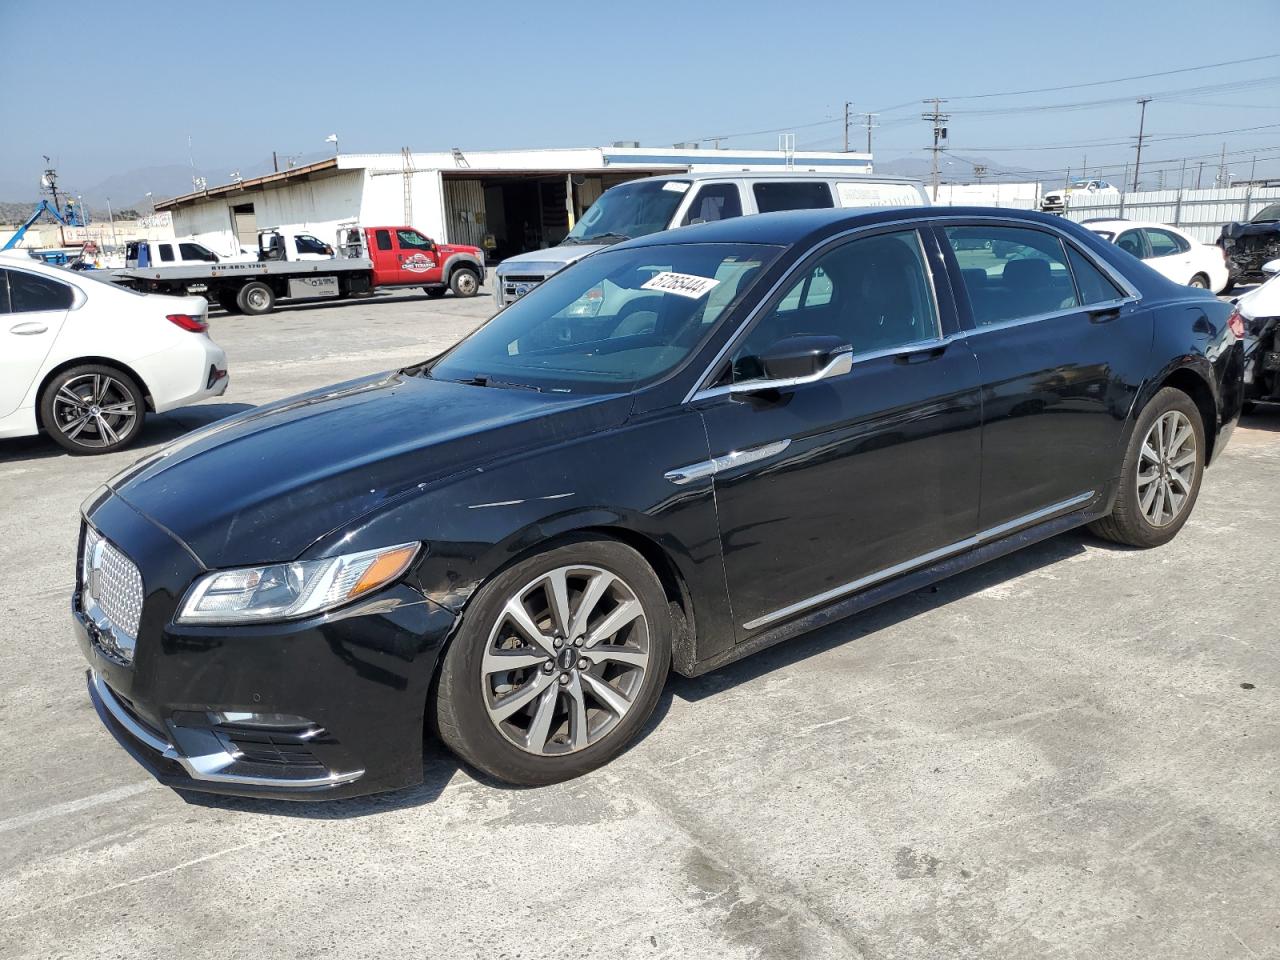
[682,213,1142,405]
[741,490,1096,631]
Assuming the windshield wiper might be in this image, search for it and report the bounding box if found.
[451,375,543,393]
[567,232,630,246]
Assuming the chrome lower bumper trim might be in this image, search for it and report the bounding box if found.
[89,671,363,789]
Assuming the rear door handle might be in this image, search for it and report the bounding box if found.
[9,322,48,335]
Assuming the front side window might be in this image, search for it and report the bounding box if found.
[7,269,74,312]
[945,225,1079,326]
[178,242,216,262]
[429,242,780,393]
[567,179,690,242]
[732,230,938,382]
[752,181,835,214]
[375,229,392,251]
[396,230,432,250]
[1144,229,1186,257]
[682,184,743,226]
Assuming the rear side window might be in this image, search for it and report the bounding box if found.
[682,184,743,226]
[1145,228,1187,257]
[752,181,835,214]
[7,269,74,312]
[375,229,392,251]
[945,225,1079,326]
[1066,245,1126,305]
[158,244,175,262]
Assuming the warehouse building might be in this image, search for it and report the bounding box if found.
[156,145,874,261]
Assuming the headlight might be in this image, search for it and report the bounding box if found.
[176,542,420,624]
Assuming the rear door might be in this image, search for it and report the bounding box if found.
[368,228,398,282]
[940,220,1151,531]
[1142,227,1192,284]
[0,268,74,418]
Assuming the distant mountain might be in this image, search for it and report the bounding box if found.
[876,155,1044,184]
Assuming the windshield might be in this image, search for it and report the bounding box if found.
[428,242,781,393]
[1253,204,1280,223]
[565,179,691,243]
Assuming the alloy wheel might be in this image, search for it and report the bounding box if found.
[1137,410,1197,527]
[51,374,138,449]
[480,565,650,756]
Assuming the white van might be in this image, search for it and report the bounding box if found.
[494,172,928,307]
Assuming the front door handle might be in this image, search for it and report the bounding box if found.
[1088,306,1121,324]
[9,322,48,335]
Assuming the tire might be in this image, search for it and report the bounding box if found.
[434,536,671,785]
[1188,273,1210,289]
[1088,386,1205,548]
[236,281,275,315]
[449,267,480,298]
[39,364,145,455]
[216,291,240,314]
[424,287,447,299]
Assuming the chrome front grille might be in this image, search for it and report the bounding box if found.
[81,525,143,662]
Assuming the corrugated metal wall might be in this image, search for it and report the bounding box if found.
[442,179,487,248]
[1063,187,1280,243]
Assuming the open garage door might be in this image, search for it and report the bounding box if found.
[232,203,257,247]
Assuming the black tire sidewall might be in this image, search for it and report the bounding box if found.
[39,364,145,455]
[449,268,479,297]
[1118,387,1206,546]
[237,281,274,315]
[424,287,447,299]
[435,537,671,785]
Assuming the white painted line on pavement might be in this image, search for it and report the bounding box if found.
[0,783,153,836]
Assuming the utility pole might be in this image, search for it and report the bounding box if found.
[1251,154,1258,182]
[1132,97,1151,192]
[1178,157,1187,191]
[863,112,878,155]
[1195,161,1205,189]
[843,101,852,153]
[922,98,949,201]
[1217,142,1228,187]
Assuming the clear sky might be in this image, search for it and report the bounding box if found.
[1,0,1277,203]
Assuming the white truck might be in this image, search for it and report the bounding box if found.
[493,171,928,308]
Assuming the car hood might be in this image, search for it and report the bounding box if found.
[495,244,606,275]
[106,372,628,568]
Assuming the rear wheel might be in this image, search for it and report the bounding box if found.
[40,365,145,455]
[434,537,671,785]
[1088,387,1204,547]
[236,281,275,315]
[424,287,447,299]
[449,267,480,298]
[216,290,240,314]
[1188,273,1210,289]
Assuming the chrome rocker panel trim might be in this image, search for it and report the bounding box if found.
[89,670,364,790]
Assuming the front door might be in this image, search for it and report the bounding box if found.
[0,268,73,418]
[394,228,441,285]
[940,221,1153,530]
[695,227,984,636]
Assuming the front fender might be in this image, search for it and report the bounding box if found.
[442,252,484,284]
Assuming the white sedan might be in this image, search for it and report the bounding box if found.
[0,251,228,455]
[1085,220,1230,293]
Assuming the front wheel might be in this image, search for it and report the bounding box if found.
[434,538,671,785]
[40,365,145,455]
[1088,386,1205,547]
[449,267,480,298]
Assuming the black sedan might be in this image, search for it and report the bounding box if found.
[73,207,1244,799]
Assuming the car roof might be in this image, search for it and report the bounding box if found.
[637,170,924,185]
[1084,219,1190,234]
[616,205,1094,251]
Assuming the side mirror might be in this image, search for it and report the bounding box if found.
[731,335,853,394]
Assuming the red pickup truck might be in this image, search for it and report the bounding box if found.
[110,224,486,315]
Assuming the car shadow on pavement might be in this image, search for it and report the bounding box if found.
[1240,408,1280,431]
[0,402,254,464]
[182,530,1122,820]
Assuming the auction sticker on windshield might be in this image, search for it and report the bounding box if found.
[641,271,721,299]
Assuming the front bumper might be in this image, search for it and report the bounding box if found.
[74,491,458,800]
